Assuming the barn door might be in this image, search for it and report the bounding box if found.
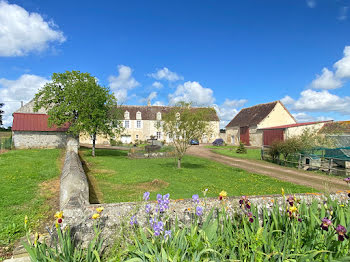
[240,126,250,146]
[263,129,284,146]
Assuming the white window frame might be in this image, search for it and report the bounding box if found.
[156,132,161,140]
[136,120,142,129]
[124,111,130,120]
[124,120,130,129]
[156,112,162,120]
[136,111,142,120]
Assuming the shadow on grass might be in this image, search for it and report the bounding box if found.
[159,161,206,169]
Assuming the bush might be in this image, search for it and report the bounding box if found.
[236,142,247,154]
[109,139,117,146]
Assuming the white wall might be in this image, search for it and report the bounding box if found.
[258,102,296,129]
[13,131,68,149]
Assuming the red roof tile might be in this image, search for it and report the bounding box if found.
[12,113,69,132]
[259,120,333,130]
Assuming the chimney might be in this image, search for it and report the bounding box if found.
[21,101,23,107]
[147,99,151,106]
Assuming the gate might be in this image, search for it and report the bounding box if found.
[263,129,284,146]
[240,126,250,145]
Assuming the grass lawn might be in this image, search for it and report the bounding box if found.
[82,148,316,204]
[0,132,11,138]
[0,149,62,256]
[210,147,262,160]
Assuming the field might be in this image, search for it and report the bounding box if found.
[209,146,261,160]
[0,132,11,138]
[81,148,316,203]
[0,149,62,257]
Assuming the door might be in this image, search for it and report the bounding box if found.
[240,126,250,145]
[263,129,284,146]
[121,135,131,144]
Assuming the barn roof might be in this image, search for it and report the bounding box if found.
[120,105,219,121]
[226,101,283,128]
[319,121,350,134]
[259,120,333,130]
[12,113,70,132]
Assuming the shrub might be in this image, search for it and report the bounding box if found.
[236,142,247,154]
[109,139,117,146]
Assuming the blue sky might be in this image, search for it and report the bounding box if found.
[1,0,350,127]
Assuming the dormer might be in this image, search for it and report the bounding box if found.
[136,111,142,120]
[176,112,180,120]
[124,111,130,120]
[156,112,162,120]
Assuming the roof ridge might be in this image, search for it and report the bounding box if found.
[240,100,278,111]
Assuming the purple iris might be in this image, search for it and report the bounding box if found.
[143,192,150,201]
[153,221,164,236]
[130,215,138,226]
[155,193,170,213]
[239,196,251,210]
[344,177,350,184]
[320,217,332,231]
[145,204,151,213]
[335,225,349,241]
[192,194,199,204]
[196,206,203,216]
[164,230,172,239]
[157,194,162,203]
[247,212,254,223]
[287,196,295,206]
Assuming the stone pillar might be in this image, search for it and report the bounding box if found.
[66,136,79,154]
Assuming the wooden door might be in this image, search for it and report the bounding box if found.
[240,126,250,145]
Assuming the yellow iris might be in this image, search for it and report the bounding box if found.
[24,215,28,225]
[96,207,104,213]
[289,205,298,213]
[281,188,285,197]
[92,213,100,220]
[54,211,64,219]
[219,191,227,197]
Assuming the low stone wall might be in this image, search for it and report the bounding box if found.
[60,150,89,210]
[13,131,68,149]
[128,151,175,159]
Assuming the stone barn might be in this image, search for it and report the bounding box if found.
[225,101,296,147]
[12,113,70,149]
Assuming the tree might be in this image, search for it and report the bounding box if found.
[236,142,247,154]
[34,71,123,157]
[159,102,213,168]
[0,103,4,126]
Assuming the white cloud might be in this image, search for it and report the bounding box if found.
[213,99,247,128]
[152,81,163,89]
[281,95,295,105]
[334,46,350,78]
[310,68,342,89]
[153,101,165,106]
[168,81,215,106]
[286,89,350,115]
[306,0,316,8]
[108,65,140,103]
[0,1,65,56]
[148,67,183,82]
[0,74,49,126]
[338,6,348,21]
[140,91,157,104]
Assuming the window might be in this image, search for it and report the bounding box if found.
[124,111,130,120]
[156,132,161,139]
[124,120,130,129]
[137,120,141,128]
[136,135,139,139]
[156,112,161,120]
[136,111,142,120]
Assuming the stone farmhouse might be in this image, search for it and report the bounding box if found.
[225,101,297,146]
[80,105,220,145]
[12,100,72,149]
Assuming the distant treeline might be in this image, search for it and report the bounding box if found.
[0,126,11,132]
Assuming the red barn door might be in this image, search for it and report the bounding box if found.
[263,129,284,146]
[240,126,250,145]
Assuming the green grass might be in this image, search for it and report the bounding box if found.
[82,148,316,203]
[0,149,61,252]
[211,147,262,160]
[0,132,11,138]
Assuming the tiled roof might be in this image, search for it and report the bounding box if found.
[259,120,333,130]
[226,101,279,128]
[12,113,70,132]
[120,105,219,121]
[319,121,350,134]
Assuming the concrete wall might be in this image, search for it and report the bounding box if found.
[13,131,68,149]
[285,123,326,139]
[258,102,296,129]
[249,128,263,147]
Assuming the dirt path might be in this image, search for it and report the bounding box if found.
[187,145,349,193]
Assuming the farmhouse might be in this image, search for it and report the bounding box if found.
[80,104,220,144]
[225,101,296,146]
[260,120,333,146]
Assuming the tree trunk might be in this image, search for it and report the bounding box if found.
[92,133,96,157]
[177,158,181,169]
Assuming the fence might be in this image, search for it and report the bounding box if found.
[0,136,12,151]
[261,146,350,177]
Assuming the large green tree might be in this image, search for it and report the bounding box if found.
[0,103,3,126]
[34,71,122,156]
[160,102,213,168]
